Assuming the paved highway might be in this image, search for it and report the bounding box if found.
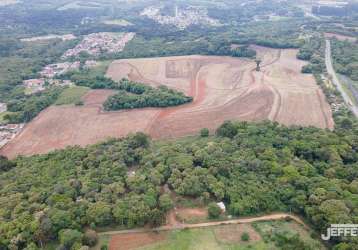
[325,39,358,117]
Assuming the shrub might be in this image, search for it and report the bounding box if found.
[208,202,221,219]
[75,100,84,106]
[200,128,209,137]
[241,232,250,241]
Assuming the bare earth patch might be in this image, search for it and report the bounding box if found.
[0,47,334,158]
[176,207,208,223]
[214,224,261,244]
[109,231,167,250]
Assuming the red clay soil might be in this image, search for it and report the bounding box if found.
[0,47,334,158]
[214,224,261,244]
[109,231,167,250]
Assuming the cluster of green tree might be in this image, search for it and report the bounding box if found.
[298,36,325,74]
[231,45,257,58]
[103,80,192,110]
[62,70,193,110]
[331,39,358,81]
[4,87,64,123]
[1,117,358,249]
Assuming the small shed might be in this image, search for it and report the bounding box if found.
[217,202,226,213]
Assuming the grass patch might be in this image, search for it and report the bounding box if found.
[86,60,111,78]
[136,220,325,250]
[252,220,325,250]
[55,86,89,105]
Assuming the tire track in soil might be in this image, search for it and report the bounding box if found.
[259,50,283,122]
[145,65,206,135]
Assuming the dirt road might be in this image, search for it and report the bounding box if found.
[98,213,307,236]
[325,39,358,117]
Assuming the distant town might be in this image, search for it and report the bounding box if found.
[62,32,135,58]
[141,5,221,30]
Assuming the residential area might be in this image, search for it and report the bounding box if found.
[40,61,80,78]
[140,5,221,30]
[62,32,136,58]
[0,123,24,148]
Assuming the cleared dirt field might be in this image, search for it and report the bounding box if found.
[109,231,167,250]
[214,224,261,244]
[0,47,334,158]
[0,90,159,158]
[107,46,333,139]
[175,207,208,224]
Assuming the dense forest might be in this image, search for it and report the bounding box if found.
[331,39,358,81]
[1,1,358,249]
[0,118,357,249]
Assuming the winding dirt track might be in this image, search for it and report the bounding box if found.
[0,46,334,158]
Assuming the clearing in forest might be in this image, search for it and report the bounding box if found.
[0,47,334,158]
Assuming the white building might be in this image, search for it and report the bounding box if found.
[0,103,7,113]
[216,202,226,213]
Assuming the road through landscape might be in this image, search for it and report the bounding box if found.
[325,39,358,117]
[98,212,307,236]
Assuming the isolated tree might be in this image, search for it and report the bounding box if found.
[241,232,250,241]
[208,202,221,219]
[200,128,209,137]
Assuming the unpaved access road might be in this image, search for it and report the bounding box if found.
[98,213,308,236]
